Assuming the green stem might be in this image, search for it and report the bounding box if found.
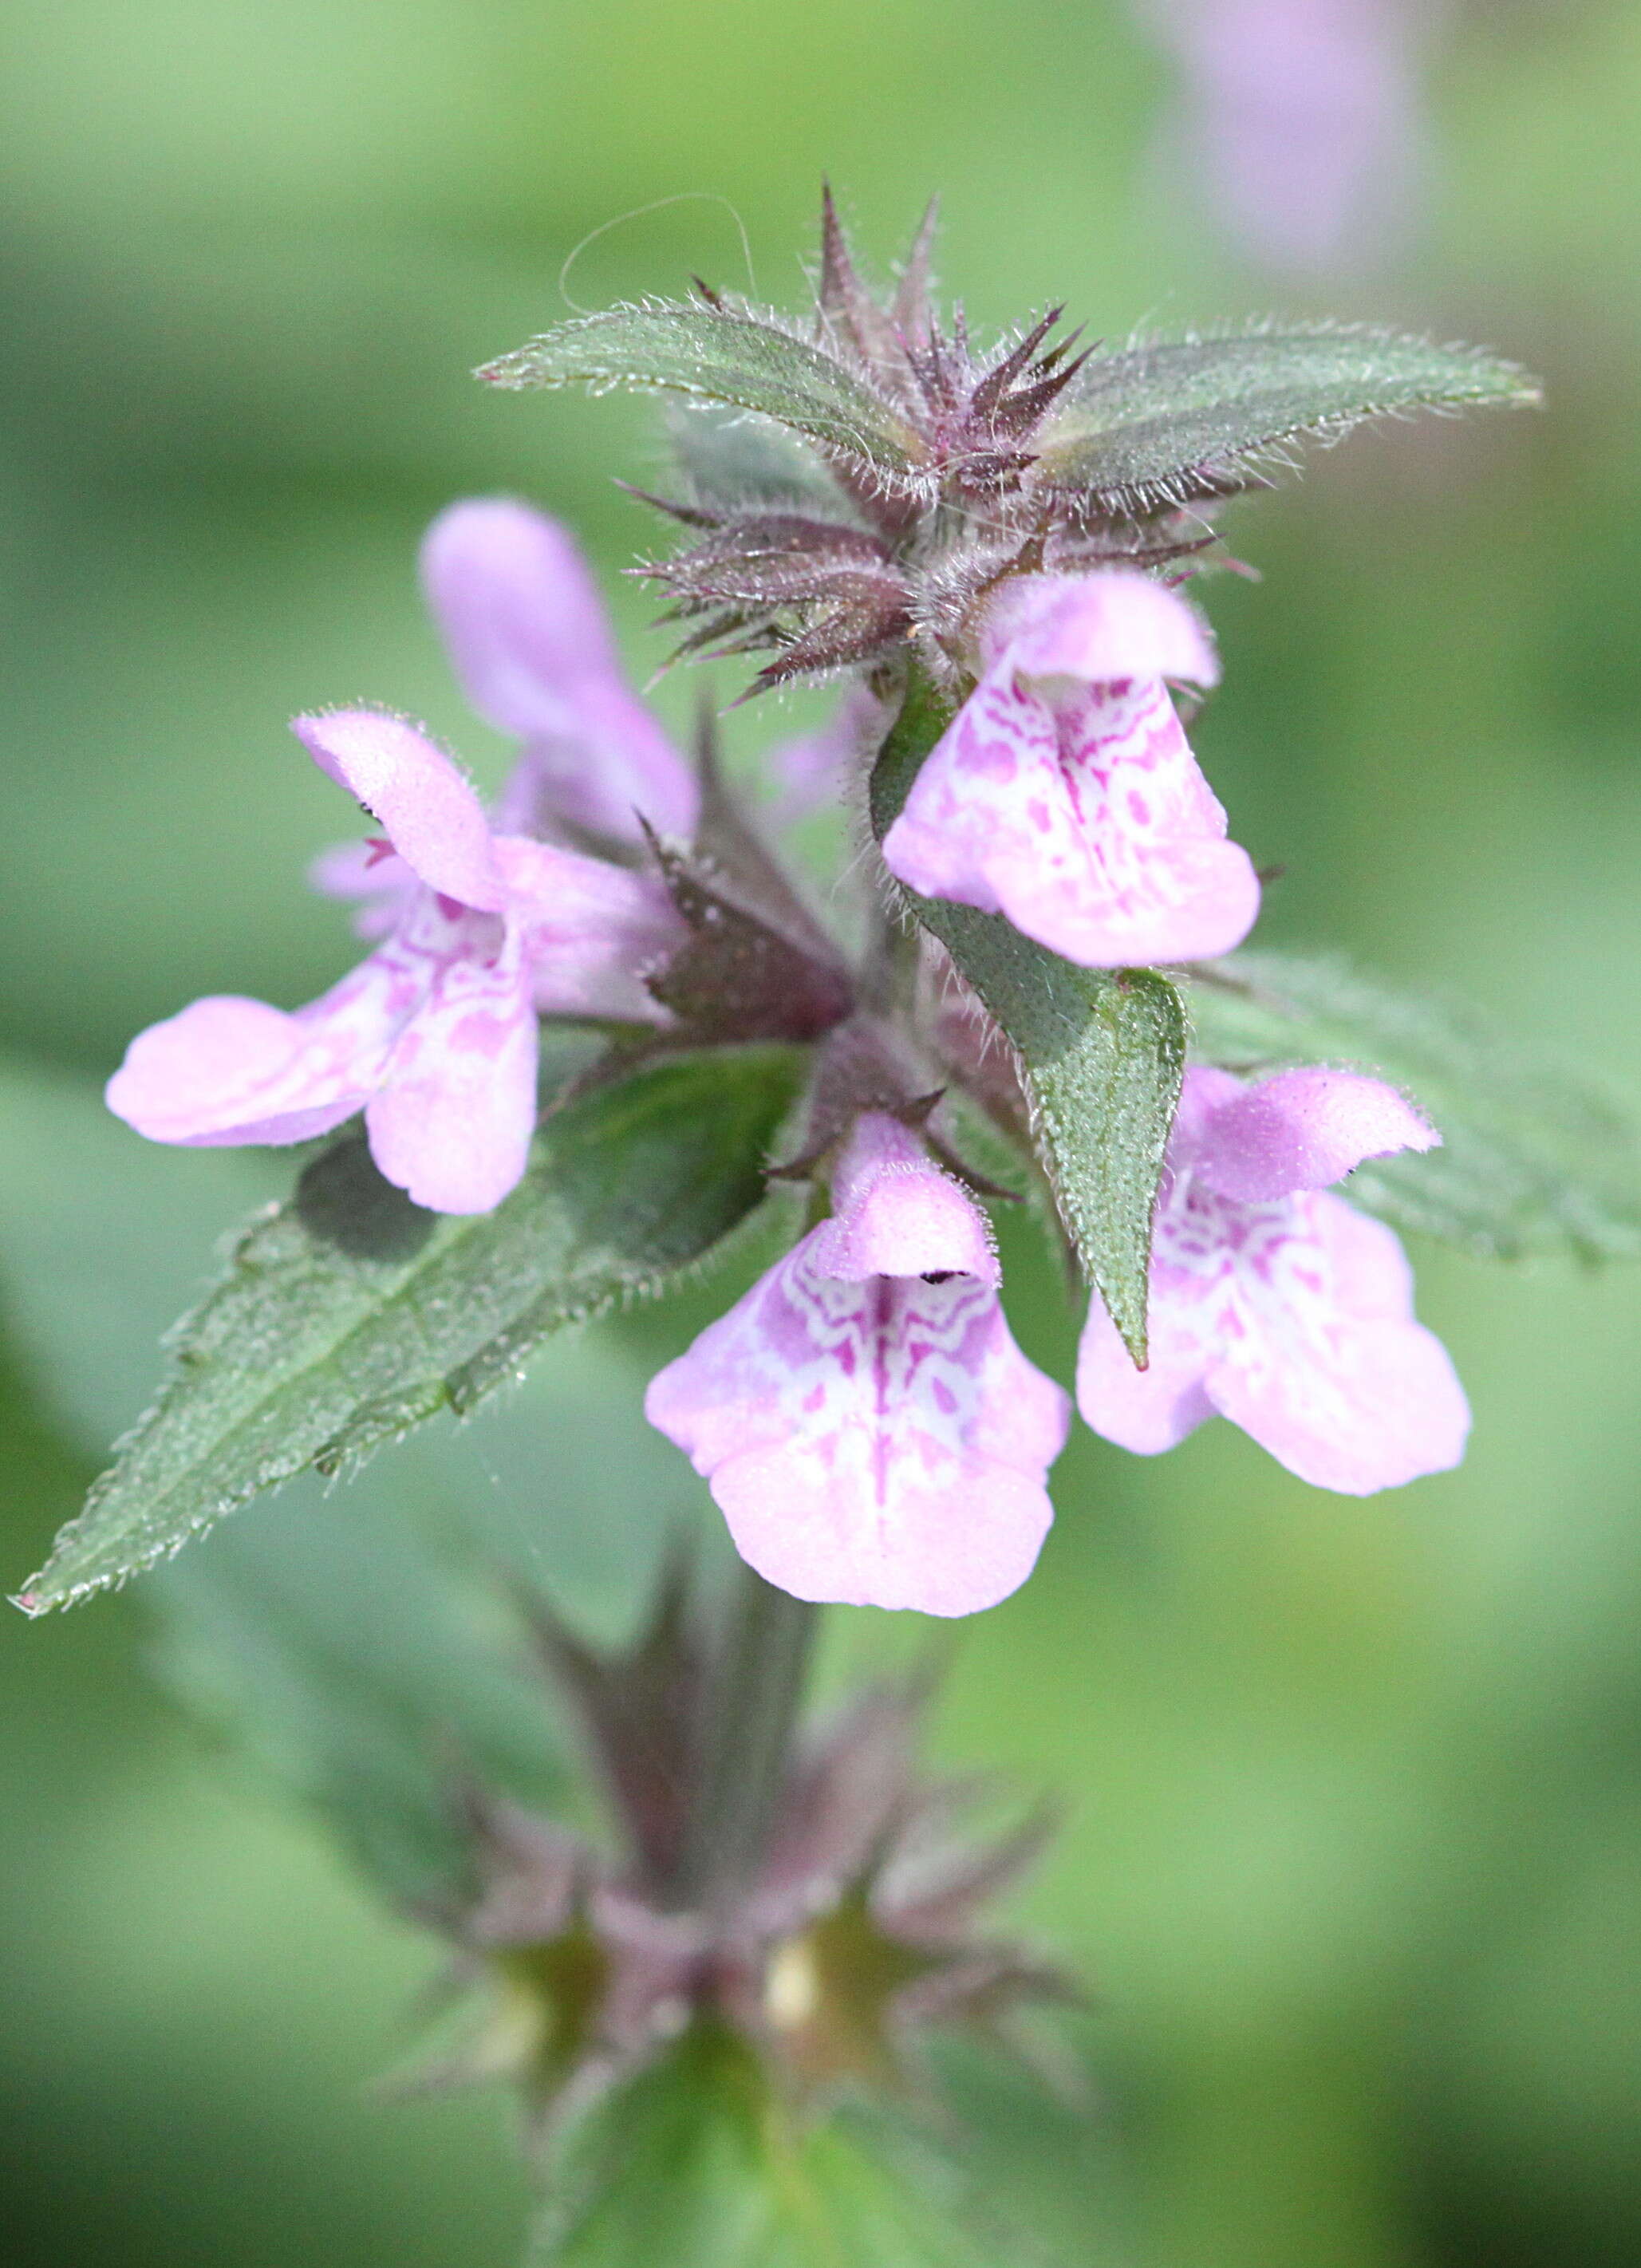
[682,1564,818,1912]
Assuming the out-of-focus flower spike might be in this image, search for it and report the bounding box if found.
[522,1553,706,1900]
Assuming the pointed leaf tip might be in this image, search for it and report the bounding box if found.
[1033,322,1541,507]
[870,665,1183,1361]
[476,302,927,482]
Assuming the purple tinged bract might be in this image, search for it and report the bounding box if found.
[1077,1065,1469,1492]
[106,708,684,1215]
[881,572,1261,968]
[645,1112,1071,1616]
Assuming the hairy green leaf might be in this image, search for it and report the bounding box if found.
[665,405,858,519]
[1187,952,1641,1260]
[1033,324,1540,508]
[870,669,1185,1363]
[479,302,928,481]
[17,1046,802,1615]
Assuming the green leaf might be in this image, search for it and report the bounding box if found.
[1186,951,1641,1261]
[0,1053,725,1651]
[17,1045,803,1615]
[153,1476,571,1915]
[478,302,928,482]
[665,405,858,519]
[1033,323,1540,508]
[870,668,1185,1363]
[532,2022,1006,2268]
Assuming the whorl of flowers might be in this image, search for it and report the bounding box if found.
[102,194,1540,1618]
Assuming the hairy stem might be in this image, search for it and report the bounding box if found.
[682,1564,818,1911]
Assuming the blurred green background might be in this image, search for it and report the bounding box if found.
[3,2,1641,2263]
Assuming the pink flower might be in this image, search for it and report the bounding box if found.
[420,499,700,846]
[645,1113,1071,1616]
[1077,1065,1469,1492]
[1142,0,1426,274]
[107,708,684,1214]
[881,572,1260,968]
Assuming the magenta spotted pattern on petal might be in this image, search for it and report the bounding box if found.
[363,929,542,1214]
[1076,1065,1468,1493]
[645,1114,1068,1615]
[882,572,1260,968]
[421,499,700,845]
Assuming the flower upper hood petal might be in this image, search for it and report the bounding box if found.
[291,708,507,912]
[1191,1065,1438,1202]
[980,570,1221,688]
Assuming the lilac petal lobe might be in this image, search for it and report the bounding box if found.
[1195,1067,1439,1201]
[1075,1289,1216,1453]
[882,665,1260,968]
[494,835,685,1024]
[1166,1065,1248,1165]
[881,665,1058,915]
[422,499,624,715]
[112,905,456,1152]
[1081,1069,1467,1493]
[1205,1311,1470,1495]
[1194,1185,1469,1493]
[105,995,365,1149]
[422,498,698,844]
[981,570,1221,688]
[709,1447,1054,1617]
[1321,1193,1417,1321]
[364,938,540,1213]
[291,709,504,912]
[815,1112,999,1285]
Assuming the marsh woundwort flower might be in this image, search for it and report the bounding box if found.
[646,1111,1071,1615]
[882,570,1260,967]
[1077,1065,1470,1490]
[107,708,684,1213]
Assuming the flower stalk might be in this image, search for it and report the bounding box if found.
[679,1566,819,1913]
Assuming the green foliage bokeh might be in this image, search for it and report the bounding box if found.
[3,4,1640,2264]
